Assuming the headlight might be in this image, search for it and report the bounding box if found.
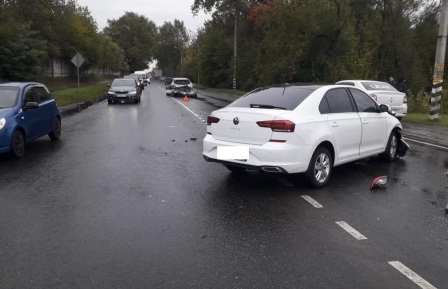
[107,90,115,94]
[0,118,6,130]
[129,91,137,95]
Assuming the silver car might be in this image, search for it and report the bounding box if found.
[336,80,407,119]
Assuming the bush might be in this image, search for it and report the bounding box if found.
[407,89,448,114]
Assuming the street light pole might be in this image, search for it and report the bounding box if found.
[430,0,448,120]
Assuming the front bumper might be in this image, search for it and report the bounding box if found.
[107,93,139,102]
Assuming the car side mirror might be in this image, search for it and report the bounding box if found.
[107,84,111,87]
[24,102,38,109]
[379,104,396,116]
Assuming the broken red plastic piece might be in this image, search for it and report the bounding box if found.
[370,176,388,190]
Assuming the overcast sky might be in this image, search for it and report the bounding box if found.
[76,0,211,33]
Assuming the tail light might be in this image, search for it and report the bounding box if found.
[207,115,220,125]
[403,94,408,103]
[369,94,377,101]
[256,120,295,132]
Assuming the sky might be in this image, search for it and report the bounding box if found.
[76,0,212,33]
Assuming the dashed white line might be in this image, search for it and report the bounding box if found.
[335,221,367,240]
[388,261,437,289]
[301,195,323,208]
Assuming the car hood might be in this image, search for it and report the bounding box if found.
[110,86,137,91]
[0,107,15,119]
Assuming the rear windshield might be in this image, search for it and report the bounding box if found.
[228,86,317,111]
[361,82,396,91]
[0,87,19,108]
[174,79,191,85]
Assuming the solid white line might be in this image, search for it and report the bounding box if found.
[335,221,367,240]
[172,98,205,123]
[388,261,437,289]
[402,137,448,150]
[301,195,323,208]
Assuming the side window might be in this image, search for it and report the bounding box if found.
[324,88,355,113]
[23,88,36,105]
[319,97,331,114]
[33,87,51,103]
[349,88,378,113]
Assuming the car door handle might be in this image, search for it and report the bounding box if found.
[330,122,338,127]
[362,120,368,124]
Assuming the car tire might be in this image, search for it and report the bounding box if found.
[225,165,246,174]
[108,100,113,104]
[11,130,25,158]
[49,117,61,140]
[380,131,398,162]
[306,146,332,188]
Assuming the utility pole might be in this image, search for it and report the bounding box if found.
[430,0,448,120]
[233,9,237,90]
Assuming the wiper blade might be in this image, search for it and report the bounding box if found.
[250,104,286,110]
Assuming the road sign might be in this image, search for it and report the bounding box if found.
[71,53,84,68]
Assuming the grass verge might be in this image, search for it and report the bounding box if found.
[402,113,448,126]
[53,84,109,106]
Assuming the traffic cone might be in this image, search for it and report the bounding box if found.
[183,95,189,101]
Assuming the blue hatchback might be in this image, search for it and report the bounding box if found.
[0,82,61,158]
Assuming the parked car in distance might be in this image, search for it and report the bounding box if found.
[124,74,145,90]
[107,78,142,104]
[166,77,197,98]
[0,82,61,158]
[203,84,409,188]
[336,80,407,119]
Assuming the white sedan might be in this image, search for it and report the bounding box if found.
[203,84,409,188]
[336,80,408,119]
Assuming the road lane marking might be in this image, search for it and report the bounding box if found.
[335,221,367,240]
[388,261,437,289]
[301,195,323,208]
[157,85,206,123]
[172,98,206,123]
[402,137,448,150]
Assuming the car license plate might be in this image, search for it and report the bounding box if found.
[217,146,249,160]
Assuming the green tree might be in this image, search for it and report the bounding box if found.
[104,12,157,72]
[0,5,47,80]
[153,20,189,76]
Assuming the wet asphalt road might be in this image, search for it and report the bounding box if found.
[0,83,447,289]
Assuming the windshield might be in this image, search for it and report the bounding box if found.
[174,79,191,85]
[228,86,317,111]
[0,87,19,108]
[112,79,136,87]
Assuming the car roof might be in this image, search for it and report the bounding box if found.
[172,78,190,81]
[337,80,387,84]
[0,82,41,88]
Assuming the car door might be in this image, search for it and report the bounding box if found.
[320,88,362,161]
[349,88,387,155]
[33,86,56,135]
[21,86,43,140]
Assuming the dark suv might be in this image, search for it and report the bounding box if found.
[107,78,142,104]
